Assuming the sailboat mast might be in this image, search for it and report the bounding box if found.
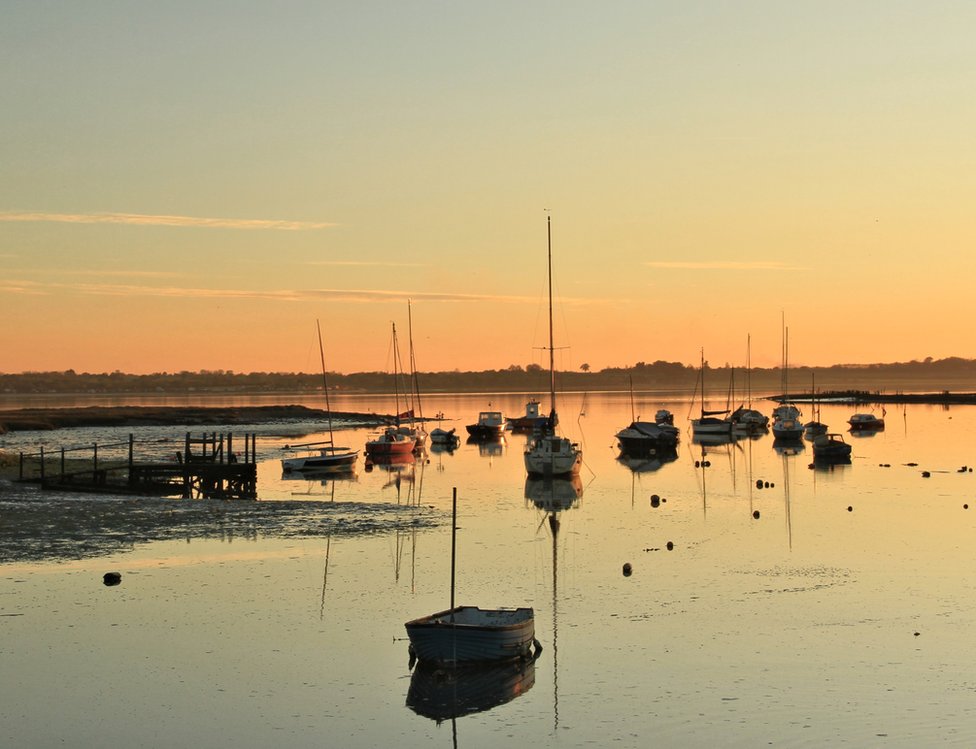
[315,319,335,446]
[392,322,402,426]
[407,300,423,422]
[547,214,556,415]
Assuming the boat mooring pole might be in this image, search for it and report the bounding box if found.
[450,487,457,617]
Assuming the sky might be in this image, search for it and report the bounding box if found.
[3,2,975,375]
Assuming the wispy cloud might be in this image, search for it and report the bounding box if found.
[307,260,427,268]
[644,260,803,271]
[0,211,336,231]
[0,280,609,305]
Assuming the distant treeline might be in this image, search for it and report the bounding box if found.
[4,357,976,396]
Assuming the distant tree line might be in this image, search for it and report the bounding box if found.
[3,357,976,396]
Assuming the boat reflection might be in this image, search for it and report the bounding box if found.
[524,476,582,512]
[692,432,738,447]
[280,467,358,483]
[406,658,536,724]
[616,446,678,474]
[467,435,506,457]
[772,438,806,456]
[812,455,852,472]
[365,452,417,471]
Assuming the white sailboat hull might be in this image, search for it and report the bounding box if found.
[524,435,582,477]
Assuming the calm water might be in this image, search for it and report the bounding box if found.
[3,392,976,747]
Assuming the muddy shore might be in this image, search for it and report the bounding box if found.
[0,404,393,433]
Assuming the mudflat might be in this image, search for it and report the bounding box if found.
[0,404,390,433]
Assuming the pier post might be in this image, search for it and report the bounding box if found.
[39,446,45,484]
[60,447,65,482]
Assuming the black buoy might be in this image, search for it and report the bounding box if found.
[756,479,763,489]
[650,494,661,508]
[622,563,633,577]
[103,572,122,586]
[847,506,853,512]
[764,481,770,488]
[922,471,931,478]
[963,504,969,510]
[666,541,674,551]
[753,510,760,519]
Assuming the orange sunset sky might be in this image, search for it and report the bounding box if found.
[3,3,975,375]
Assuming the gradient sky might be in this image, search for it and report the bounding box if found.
[3,2,975,375]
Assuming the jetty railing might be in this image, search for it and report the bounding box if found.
[17,432,258,499]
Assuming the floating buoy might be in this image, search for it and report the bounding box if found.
[103,572,122,586]
[922,471,931,478]
[847,506,853,512]
[756,479,763,489]
[695,460,701,468]
[764,481,770,488]
[666,541,674,551]
[622,563,632,577]
[650,495,661,508]
[752,510,760,519]
[964,504,969,510]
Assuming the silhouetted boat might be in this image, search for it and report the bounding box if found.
[848,413,885,431]
[507,400,549,432]
[281,320,359,472]
[812,432,852,461]
[405,489,540,665]
[466,410,505,440]
[524,216,582,478]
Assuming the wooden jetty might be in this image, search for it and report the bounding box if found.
[771,390,976,406]
[17,432,258,499]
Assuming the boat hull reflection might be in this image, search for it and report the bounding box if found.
[406,658,536,722]
[524,476,582,511]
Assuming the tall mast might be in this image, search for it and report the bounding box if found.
[547,214,556,416]
[316,319,335,446]
[392,322,402,426]
[407,300,423,423]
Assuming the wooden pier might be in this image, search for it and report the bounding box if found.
[18,432,258,499]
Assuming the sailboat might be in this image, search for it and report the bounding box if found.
[803,373,828,438]
[524,215,583,478]
[691,351,733,437]
[395,301,428,451]
[772,323,803,441]
[281,320,358,472]
[365,323,417,460]
[730,334,768,434]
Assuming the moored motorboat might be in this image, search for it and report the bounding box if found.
[430,426,460,448]
[615,420,679,456]
[813,432,853,461]
[506,400,549,433]
[466,410,505,440]
[848,413,885,431]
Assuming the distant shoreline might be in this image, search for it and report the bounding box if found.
[772,390,976,405]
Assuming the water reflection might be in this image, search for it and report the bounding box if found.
[772,438,805,456]
[467,435,506,458]
[524,476,582,512]
[616,446,678,474]
[406,658,536,724]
